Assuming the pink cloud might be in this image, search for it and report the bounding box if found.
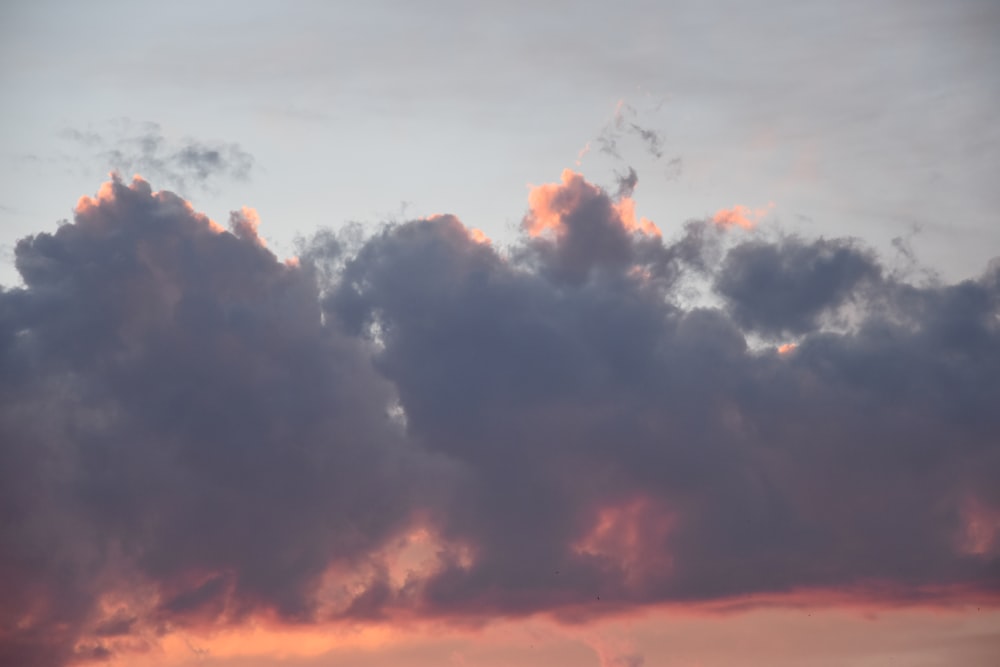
[712,202,775,229]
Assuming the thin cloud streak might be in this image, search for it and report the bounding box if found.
[60,120,254,195]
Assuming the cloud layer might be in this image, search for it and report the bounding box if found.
[1,172,998,665]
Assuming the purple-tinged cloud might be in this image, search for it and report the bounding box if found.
[1,171,998,666]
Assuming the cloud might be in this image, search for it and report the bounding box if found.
[628,123,663,159]
[664,156,683,182]
[714,236,883,336]
[614,167,639,198]
[711,203,774,230]
[0,175,436,665]
[61,120,254,194]
[229,205,266,247]
[606,654,645,667]
[1,171,999,665]
[593,100,667,162]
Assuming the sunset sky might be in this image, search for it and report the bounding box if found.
[1,2,999,666]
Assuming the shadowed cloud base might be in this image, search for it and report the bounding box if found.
[1,172,998,666]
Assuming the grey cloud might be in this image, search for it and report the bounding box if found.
[61,121,254,194]
[514,170,693,286]
[57,128,104,147]
[1,171,999,665]
[615,167,639,198]
[715,236,883,336]
[664,156,682,181]
[629,123,663,158]
[594,103,666,161]
[0,176,433,665]
[324,173,999,618]
[174,143,252,182]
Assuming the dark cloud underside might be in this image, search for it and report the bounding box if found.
[1,173,998,666]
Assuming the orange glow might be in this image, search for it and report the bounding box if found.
[150,184,225,234]
[100,618,407,666]
[525,169,660,239]
[712,202,775,230]
[303,523,478,621]
[67,571,1000,666]
[383,526,476,584]
[420,213,491,246]
[204,216,226,233]
[524,169,580,237]
[958,496,1000,556]
[613,197,661,237]
[229,206,266,247]
[777,343,797,355]
[627,265,654,284]
[663,583,1000,617]
[573,496,676,590]
[167,622,396,659]
[102,602,1000,667]
[73,174,228,235]
[284,256,301,268]
[468,228,491,245]
[74,177,118,215]
[612,98,627,120]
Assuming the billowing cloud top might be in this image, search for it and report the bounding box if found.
[2,172,999,666]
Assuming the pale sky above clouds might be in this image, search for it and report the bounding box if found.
[2,0,998,282]
[1,2,999,667]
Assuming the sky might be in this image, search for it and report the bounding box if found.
[1,1,999,666]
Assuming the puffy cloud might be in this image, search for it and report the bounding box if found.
[715,236,882,336]
[1,170,999,665]
[521,169,662,283]
[229,206,266,247]
[0,175,434,665]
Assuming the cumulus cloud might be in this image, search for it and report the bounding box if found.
[715,236,883,336]
[1,171,999,665]
[0,175,434,665]
[520,169,664,284]
[229,205,266,247]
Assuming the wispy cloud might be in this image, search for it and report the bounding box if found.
[60,120,254,194]
[593,100,666,161]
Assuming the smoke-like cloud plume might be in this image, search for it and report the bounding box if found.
[1,171,998,665]
[593,101,667,162]
[61,121,253,194]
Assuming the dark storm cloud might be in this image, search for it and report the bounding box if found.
[1,171,999,665]
[61,121,253,193]
[0,176,434,665]
[322,171,1000,618]
[714,236,883,336]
